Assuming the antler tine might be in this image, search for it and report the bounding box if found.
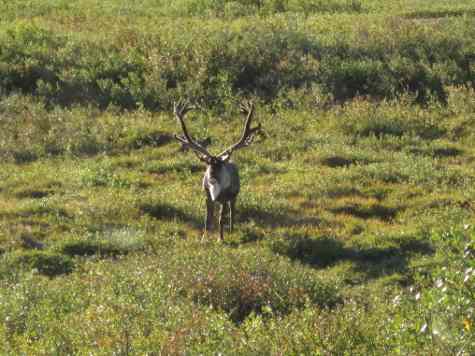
[173,100,213,160]
[174,100,194,142]
[218,100,263,158]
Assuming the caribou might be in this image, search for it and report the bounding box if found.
[173,100,263,241]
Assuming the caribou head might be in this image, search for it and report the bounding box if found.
[173,100,263,241]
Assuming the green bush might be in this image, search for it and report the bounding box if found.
[320,59,396,100]
[0,16,473,110]
[0,23,63,94]
[8,251,74,277]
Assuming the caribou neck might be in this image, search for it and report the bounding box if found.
[203,161,240,203]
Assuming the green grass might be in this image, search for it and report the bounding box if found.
[0,0,474,354]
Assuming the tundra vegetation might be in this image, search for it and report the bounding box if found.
[0,0,474,354]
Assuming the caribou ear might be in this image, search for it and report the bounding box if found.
[196,153,213,164]
[220,153,231,162]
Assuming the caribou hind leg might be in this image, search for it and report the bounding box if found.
[229,199,236,233]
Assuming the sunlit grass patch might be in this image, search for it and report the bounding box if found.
[0,201,70,222]
[79,161,135,189]
[240,160,287,178]
[143,160,204,175]
[60,227,145,258]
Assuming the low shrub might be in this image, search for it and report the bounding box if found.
[8,251,74,276]
[385,227,475,354]
[1,16,473,110]
[161,246,340,322]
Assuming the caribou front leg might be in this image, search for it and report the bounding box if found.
[218,203,225,241]
[203,192,214,240]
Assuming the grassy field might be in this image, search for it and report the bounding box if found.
[0,0,474,354]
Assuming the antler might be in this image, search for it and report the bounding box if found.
[218,101,262,159]
[174,100,213,162]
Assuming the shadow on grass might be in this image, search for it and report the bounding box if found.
[330,204,400,222]
[272,234,434,281]
[404,9,475,19]
[9,251,74,277]
[140,202,309,233]
[0,206,70,220]
[20,235,46,250]
[12,181,62,199]
[239,206,325,228]
[128,131,173,149]
[61,240,130,258]
[320,155,371,168]
[14,190,51,199]
[140,202,201,228]
[433,147,463,158]
[12,151,38,164]
[324,186,367,199]
[410,146,463,158]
